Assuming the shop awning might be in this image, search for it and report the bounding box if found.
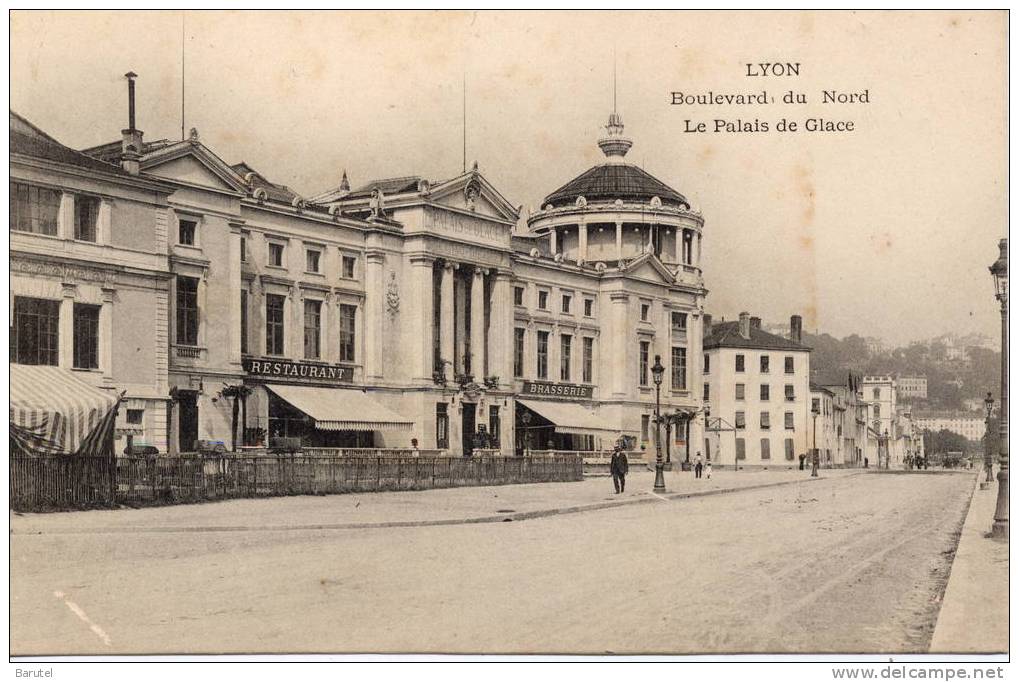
[10,365,120,456]
[266,384,413,432]
[518,398,634,437]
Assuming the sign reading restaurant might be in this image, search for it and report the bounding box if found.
[242,358,353,383]
[520,381,594,400]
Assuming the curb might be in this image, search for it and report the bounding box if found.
[13,473,858,536]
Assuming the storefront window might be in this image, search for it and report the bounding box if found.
[11,296,59,366]
[72,303,100,369]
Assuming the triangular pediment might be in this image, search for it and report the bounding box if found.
[428,170,519,223]
[621,253,676,284]
[141,143,248,194]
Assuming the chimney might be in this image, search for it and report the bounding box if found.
[790,315,803,344]
[703,313,713,338]
[750,316,762,330]
[738,312,751,339]
[120,71,143,176]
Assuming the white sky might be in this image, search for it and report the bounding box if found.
[9,10,1007,346]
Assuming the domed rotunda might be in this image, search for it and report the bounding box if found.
[527,112,704,280]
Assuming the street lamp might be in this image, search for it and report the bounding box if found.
[882,429,890,470]
[651,354,667,492]
[982,392,995,490]
[811,401,820,477]
[989,238,1008,539]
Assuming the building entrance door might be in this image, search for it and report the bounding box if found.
[461,402,476,457]
[178,390,199,452]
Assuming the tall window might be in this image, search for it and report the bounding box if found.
[703,383,710,401]
[582,337,594,383]
[10,182,60,236]
[240,236,248,262]
[641,415,650,442]
[812,397,821,413]
[436,403,449,449]
[339,304,356,362]
[735,411,746,429]
[760,412,771,429]
[269,242,285,267]
[874,404,881,420]
[305,249,321,274]
[785,438,795,461]
[784,356,794,374]
[704,353,710,374]
[342,255,357,279]
[735,354,745,372]
[584,298,594,317]
[760,355,770,373]
[514,286,524,306]
[760,438,771,460]
[873,388,880,400]
[671,311,687,330]
[536,331,549,379]
[735,438,746,460]
[537,290,549,310]
[785,384,795,401]
[72,303,100,369]
[489,406,500,447]
[785,412,795,430]
[11,297,59,365]
[671,346,687,390]
[735,383,745,400]
[639,341,650,386]
[74,196,99,242]
[304,299,322,359]
[265,294,285,356]
[560,334,572,381]
[175,276,199,346]
[640,303,650,321]
[513,328,525,378]
[178,218,197,246]
[760,384,770,401]
[561,294,572,314]
[240,290,248,354]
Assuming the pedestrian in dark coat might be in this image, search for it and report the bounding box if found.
[694,453,704,479]
[610,446,629,494]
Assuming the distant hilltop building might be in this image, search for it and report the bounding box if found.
[896,374,928,400]
[864,337,886,356]
[914,412,987,443]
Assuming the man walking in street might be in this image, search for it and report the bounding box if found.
[694,452,704,479]
[610,445,628,494]
[811,449,819,477]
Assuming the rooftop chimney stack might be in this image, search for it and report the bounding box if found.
[790,315,803,344]
[703,313,713,338]
[750,316,762,330]
[120,71,143,176]
[739,312,751,339]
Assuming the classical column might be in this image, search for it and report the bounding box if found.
[101,287,115,383]
[549,228,558,255]
[97,200,113,245]
[228,225,243,366]
[675,227,684,264]
[489,271,513,385]
[59,192,74,240]
[410,256,435,381]
[440,261,456,377]
[615,222,623,261]
[696,232,703,268]
[609,292,630,397]
[288,286,302,359]
[323,292,337,363]
[58,284,75,369]
[363,250,386,380]
[470,267,486,380]
[578,220,588,262]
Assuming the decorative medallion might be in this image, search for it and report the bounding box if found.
[386,270,400,316]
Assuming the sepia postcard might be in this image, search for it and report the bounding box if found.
[6,8,1009,673]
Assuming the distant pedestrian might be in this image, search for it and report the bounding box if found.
[694,452,704,479]
[799,453,805,471]
[864,456,869,469]
[705,460,712,479]
[811,450,819,477]
[610,445,629,494]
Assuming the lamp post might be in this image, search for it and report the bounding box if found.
[982,392,995,490]
[651,354,667,492]
[989,238,1008,539]
[811,402,820,477]
[882,429,890,470]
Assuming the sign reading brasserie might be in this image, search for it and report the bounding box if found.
[521,381,594,400]
[243,358,353,383]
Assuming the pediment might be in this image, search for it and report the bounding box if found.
[428,170,519,223]
[622,254,676,284]
[142,144,247,194]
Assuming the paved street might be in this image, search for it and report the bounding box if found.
[11,471,974,655]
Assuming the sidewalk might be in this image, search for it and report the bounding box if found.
[929,474,1009,653]
[9,468,859,535]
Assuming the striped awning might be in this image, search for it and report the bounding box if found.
[10,365,120,455]
[518,399,634,437]
[266,384,413,432]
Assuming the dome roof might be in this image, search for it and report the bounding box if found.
[541,163,689,210]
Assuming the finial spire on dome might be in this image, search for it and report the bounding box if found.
[598,50,632,162]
